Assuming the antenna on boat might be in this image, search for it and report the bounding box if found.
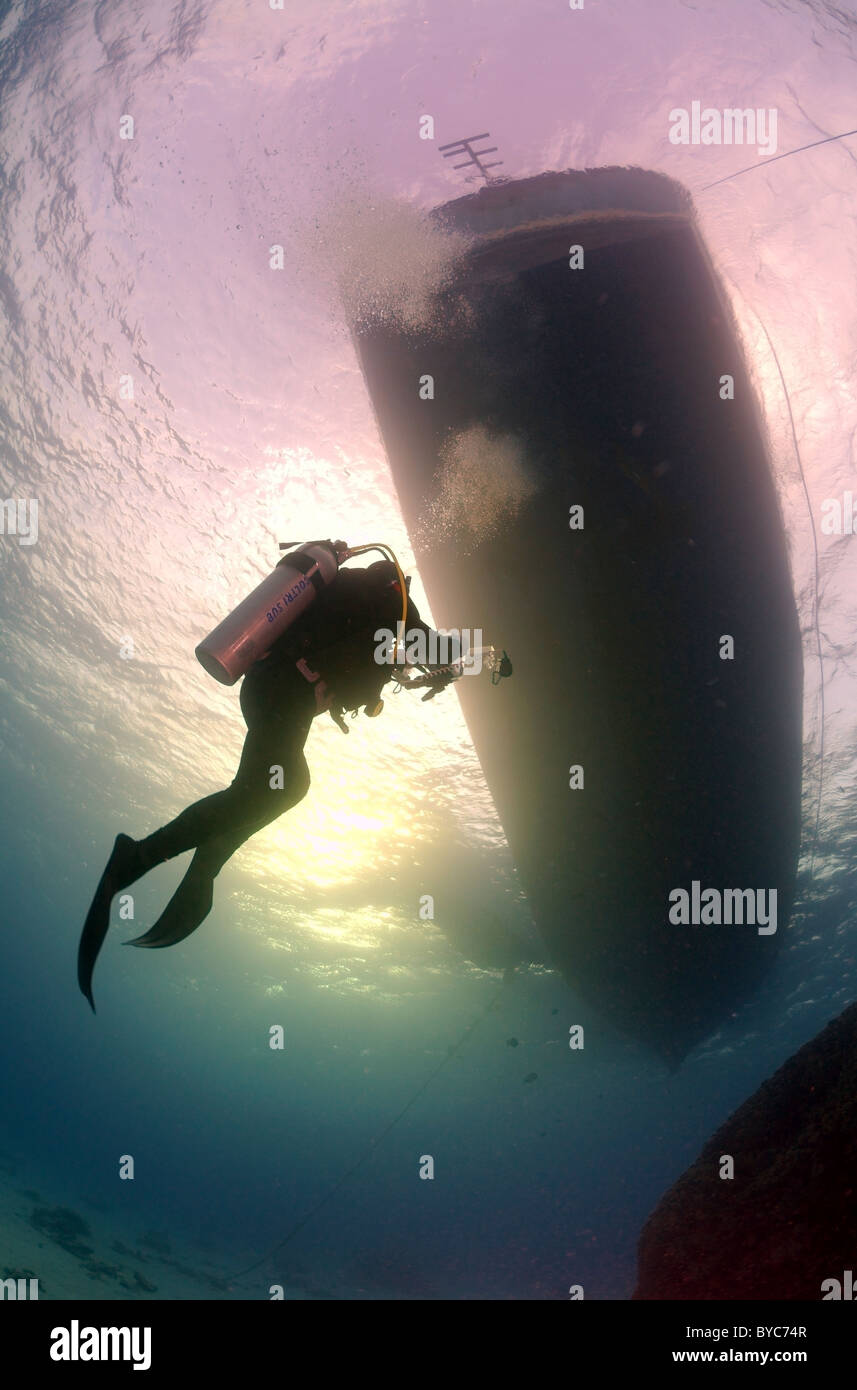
[438,132,504,183]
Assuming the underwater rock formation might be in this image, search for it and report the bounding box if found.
[30,1205,94,1261]
[633,1001,857,1299]
[29,1206,160,1293]
[138,1229,172,1257]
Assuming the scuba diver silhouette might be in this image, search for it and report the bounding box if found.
[77,539,509,1011]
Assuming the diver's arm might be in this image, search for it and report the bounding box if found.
[398,598,465,703]
[404,597,463,667]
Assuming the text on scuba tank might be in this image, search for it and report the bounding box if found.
[266,575,309,623]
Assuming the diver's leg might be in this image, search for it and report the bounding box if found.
[132,672,313,867]
[132,786,259,869]
[78,786,259,1010]
[78,674,312,1006]
[127,728,312,950]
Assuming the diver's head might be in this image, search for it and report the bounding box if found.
[366,559,395,579]
[366,559,410,592]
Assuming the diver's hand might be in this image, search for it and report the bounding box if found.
[420,669,458,701]
[329,703,349,733]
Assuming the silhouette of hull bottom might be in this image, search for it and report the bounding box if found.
[353,168,803,1064]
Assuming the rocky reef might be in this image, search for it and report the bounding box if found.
[634,1001,857,1299]
[29,1206,159,1293]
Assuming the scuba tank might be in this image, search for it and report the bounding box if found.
[195,539,408,686]
[195,540,343,686]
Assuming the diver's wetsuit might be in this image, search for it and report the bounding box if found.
[96,562,455,956]
[132,661,317,892]
[133,562,443,879]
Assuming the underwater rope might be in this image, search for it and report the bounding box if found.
[755,314,825,881]
[699,135,837,875]
[226,974,511,1283]
[700,126,857,191]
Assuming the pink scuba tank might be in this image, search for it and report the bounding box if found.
[195,541,341,686]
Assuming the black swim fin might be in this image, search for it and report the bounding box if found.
[77,834,148,1011]
[125,860,214,950]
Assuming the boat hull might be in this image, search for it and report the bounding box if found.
[352,168,803,1064]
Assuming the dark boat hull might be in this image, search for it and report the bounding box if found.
[352,168,803,1064]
